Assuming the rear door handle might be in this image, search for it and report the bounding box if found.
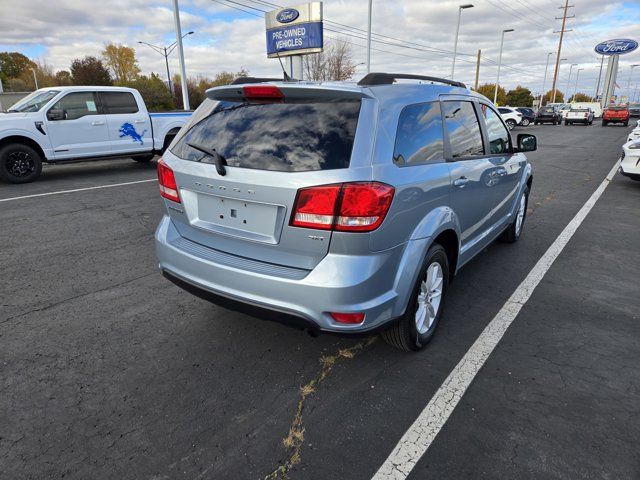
[91,121,105,126]
[453,177,469,188]
[134,119,146,124]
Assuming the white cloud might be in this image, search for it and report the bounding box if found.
[1,0,639,96]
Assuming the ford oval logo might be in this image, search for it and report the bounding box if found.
[594,39,638,56]
[276,8,299,23]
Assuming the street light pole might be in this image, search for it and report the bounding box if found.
[572,68,583,102]
[31,68,38,90]
[138,31,194,95]
[451,4,474,80]
[172,0,190,110]
[627,64,640,100]
[366,0,372,73]
[494,29,514,105]
[539,52,553,107]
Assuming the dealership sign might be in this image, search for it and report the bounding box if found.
[594,39,638,56]
[265,2,323,58]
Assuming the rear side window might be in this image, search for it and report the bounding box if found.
[442,101,484,158]
[498,108,510,114]
[171,100,361,172]
[393,102,444,166]
[481,106,511,155]
[100,92,139,114]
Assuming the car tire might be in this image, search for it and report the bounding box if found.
[602,121,607,126]
[506,119,516,130]
[132,153,155,163]
[534,121,538,125]
[382,244,449,352]
[564,120,569,125]
[0,143,43,184]
[623,121,629,127]
[501,186,529,244]
[552,120,557,125]
[521,118,530,126]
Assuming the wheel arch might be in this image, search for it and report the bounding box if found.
[0,135,47,161]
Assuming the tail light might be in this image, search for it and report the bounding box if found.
[291,182,394,232]
[157,158,180,203]
[243,85,284,101]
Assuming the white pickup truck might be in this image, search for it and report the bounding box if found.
[0,86,192,183]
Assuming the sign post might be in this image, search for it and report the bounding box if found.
[594,39,638,108]
[265,2,323,80]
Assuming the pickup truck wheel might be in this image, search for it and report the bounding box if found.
[382,244,449,352]
[0,143,43,184]
[505,119,516,130]
[501,186,529,243]
[132,153,155,163]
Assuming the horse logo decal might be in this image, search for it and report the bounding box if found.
[119,122,146,145]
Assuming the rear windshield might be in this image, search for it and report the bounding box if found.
[541,107,555,113]
[170,99,361,172]
[608,107,627,111]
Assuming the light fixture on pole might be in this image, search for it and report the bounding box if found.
[572,68,583,102]
[565,63,578,97]
[493,29,514,105]
[138,31,194,94]
[366,0,373,73]
[451,4,474,80]
[539,52,553,107]
[172,0,191,110]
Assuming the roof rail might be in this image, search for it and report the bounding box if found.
[357,73,466,88]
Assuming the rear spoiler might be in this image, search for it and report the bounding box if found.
[206,83,374,102]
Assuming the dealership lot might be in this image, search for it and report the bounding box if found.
[1,122,639,479]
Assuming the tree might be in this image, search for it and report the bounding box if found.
[70,56,112,85]
[568,92,591,103]
[102,43,140,84]
[476,83,507,105]
[505,85,534,107]
[126,73,174,111]
[55,70,74,86]
[304,38,356,81]
[0,52,36,80]
[172,69,249,109]
[541,89,564,105]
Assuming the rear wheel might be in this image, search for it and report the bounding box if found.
[602,121,607,126]
[624,121,629,127]
[382,244,449,352]
[564,120,569,125]
[506,119,516,130]
[501,186,529,243]
[0,143,43,184]
[552,120,557,125]
[534,121,539,125]
[521,118,530,127]
[132,153,155,163]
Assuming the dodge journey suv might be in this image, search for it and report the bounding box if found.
[155,73,536,351]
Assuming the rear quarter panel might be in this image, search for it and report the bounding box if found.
[149,112,193,150]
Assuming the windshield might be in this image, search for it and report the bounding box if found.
[171,99,361,172]
[8,90,60,112]
[541,107,555,113]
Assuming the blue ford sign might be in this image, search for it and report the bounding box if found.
[277,8,299,23]
[595,39,638,56]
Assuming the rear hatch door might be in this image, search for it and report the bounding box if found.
[163,83,373,271]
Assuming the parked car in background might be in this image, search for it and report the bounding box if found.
[620,140,640,181]
[0,86,191,183]
[602,105,629,126]
[534,106,562,125]
[565,107,594,125]
[627,120,640,143]
[628,103,640,117]
[515,107,535,126]
[155,73,536,351]
[570,102,603,118]
[498,107,522,130]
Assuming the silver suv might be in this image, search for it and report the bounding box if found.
[155,73,536,351]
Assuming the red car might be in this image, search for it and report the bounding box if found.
[602,106,630,126]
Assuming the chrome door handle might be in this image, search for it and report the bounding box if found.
[91,121,105,126]
[134,119,146,124]
[453,177,469,188]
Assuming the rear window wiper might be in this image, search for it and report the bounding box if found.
[187,141,227,176]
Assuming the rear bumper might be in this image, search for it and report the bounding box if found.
[155,215,426,334]
[620,153,640,177]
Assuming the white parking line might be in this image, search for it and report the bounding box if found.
[0,179,156,203]
[372,159,622,480]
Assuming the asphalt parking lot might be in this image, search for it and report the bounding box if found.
[1,121,639,479]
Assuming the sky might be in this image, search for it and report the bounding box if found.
[1,0,640,99]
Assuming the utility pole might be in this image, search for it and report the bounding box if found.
[172,0,190,110]
[474,49,481,90]
[551,0,574,103]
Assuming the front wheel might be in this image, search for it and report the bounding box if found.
[501,186,529,243]
[0,143,43,184]
[506,119,516,130]
[382,244,449,352]
[521,118,530,127]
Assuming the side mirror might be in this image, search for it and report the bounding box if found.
[517,133,537,152]
[47,109,65,121]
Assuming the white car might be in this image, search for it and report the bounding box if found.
[497,107,522,130]
[620,140,640,181]
[0,86,192,183]
[627,120,640,143]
